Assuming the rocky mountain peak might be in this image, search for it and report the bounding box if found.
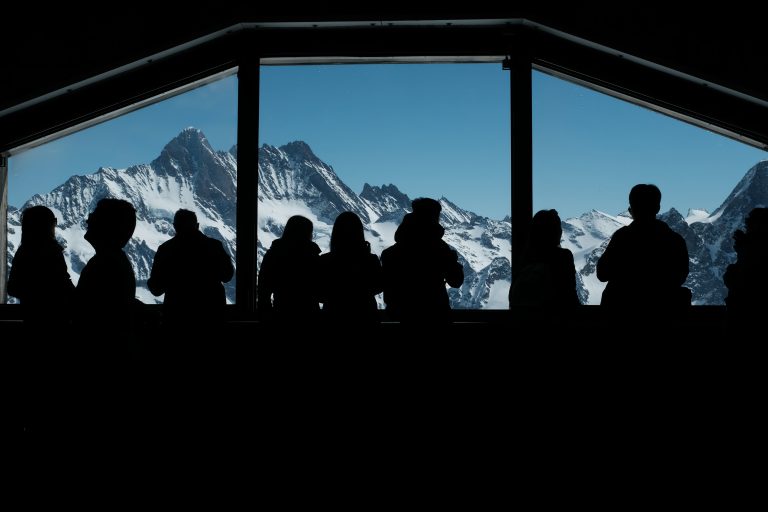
[711,160,768,219]
[279,140,322,164]
[152,127,215,176]
[360,183,409,204]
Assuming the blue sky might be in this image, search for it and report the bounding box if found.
[259,64,511,219]
[8,74,239,208]
[8,65,767,222]
[533,71,767,220]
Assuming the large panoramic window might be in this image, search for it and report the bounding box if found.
[533,69,768,305]
[258,63,512,310]
[5,73,238,304]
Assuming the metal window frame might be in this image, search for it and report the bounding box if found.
[3,20,767,313]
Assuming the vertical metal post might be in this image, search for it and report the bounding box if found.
[235,49,260,316]
[0,155,7,303]
[509,38,533,280]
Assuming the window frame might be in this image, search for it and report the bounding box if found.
[3,20,768,316]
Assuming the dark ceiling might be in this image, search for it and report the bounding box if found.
[3,9,767,124]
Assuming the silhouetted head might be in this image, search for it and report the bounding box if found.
[173,209,199,237]
[21,205,57,244]
[281,215,314,244]
[84,198,136,251]
[331,211,366,253]
[529,209,562,248]
[411,197,442,224]
[745,207,768,237]
[628,184,662,220]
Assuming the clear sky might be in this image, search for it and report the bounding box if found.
[533,70,768,220]
[259,64,512,219]
[8,74,239,208]
[8,65,767,222]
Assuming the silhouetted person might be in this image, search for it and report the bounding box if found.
[74,198,140,433]
[381,197,464,323]
[257,215,321,322]
[597,184,690,316]
[723,207,768,336]
[318,211,383,325]
[7,205,75,432]
[7,205,75,326]
[77,198,138,315]
[509,210,579,312]
[148,209,234,328]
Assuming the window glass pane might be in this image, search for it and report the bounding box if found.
[533,69,768,305]
[6,74,238,304]
[258,63,511,310]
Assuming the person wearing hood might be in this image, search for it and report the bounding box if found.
[257,215,321,321]
[380,197,464,323]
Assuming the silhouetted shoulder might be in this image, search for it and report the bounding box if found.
[596,184,689,310]
[77,251,136,305]
[724,207,768,330]
[257,215,321,319]
[381,201,463,322]
[147,209,235,327]
[555,247,576,265]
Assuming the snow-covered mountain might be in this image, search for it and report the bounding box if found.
[562,160,768,304]
[7,128,512,309]
[7,128,238,304]
[560,209,631,305]
[256,141,512,309]
[9,125,765,307]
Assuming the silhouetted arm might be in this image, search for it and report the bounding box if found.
[214,240,234,283]
[54,251,76,296]
[6,251,25,300]
[723,262,740,291]
[443,244,464,288]
[596,233,621,283]
[368,254,384,296]
[316,254,332,305]
[257,249,276,310]
[380,247,398,311]
[564,249,580,305]
[147,246,167,296]
[673,234,690,286]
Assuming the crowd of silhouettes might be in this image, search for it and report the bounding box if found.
[11,185,768,433]
[7,195,471,332]
[15,186,768,333]
[6,199,237,433]
[256,198,464,324]
[16,186,753,331]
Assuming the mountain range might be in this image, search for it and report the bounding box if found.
[6,128,512,308]
[561,160,768,304]
[7,127,768,307]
